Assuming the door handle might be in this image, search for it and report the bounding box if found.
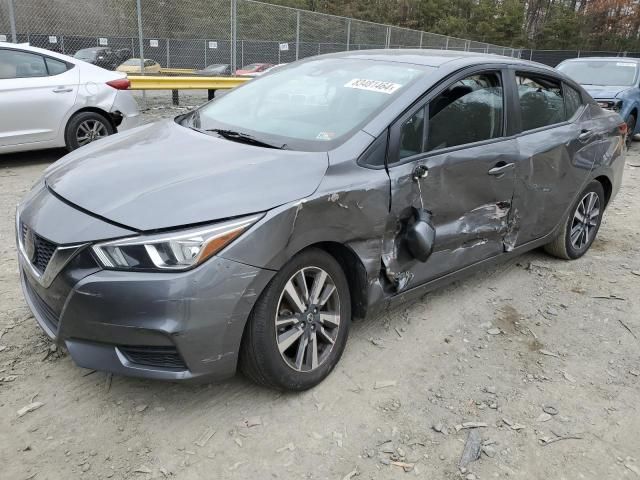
[412,164,429,181]
[487,162,515,176]
[578,129,594,142]
[52,87,73,93]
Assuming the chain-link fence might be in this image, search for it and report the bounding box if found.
[0,0,520,73]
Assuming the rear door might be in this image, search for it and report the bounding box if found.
[0,48,79,147]
[510,70,601,245]
[383,67,520,291]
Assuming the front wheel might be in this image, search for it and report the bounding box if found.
[65,111,114,151]
[544,180,605,260]
[239,248,351,391]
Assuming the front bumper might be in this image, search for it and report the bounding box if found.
[20,252,274,381]
[17,186,274,381]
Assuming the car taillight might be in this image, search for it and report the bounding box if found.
[106,78,130,90]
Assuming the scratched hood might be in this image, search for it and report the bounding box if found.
[45,120,328,231]
[582,85,631,99]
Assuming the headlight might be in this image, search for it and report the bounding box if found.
[92,215,261,271]
[597,100,623,112]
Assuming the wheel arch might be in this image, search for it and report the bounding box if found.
[67,106,120,130]
[594,174,613,207]
[296,241,370,320]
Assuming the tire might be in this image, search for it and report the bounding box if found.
[239,248,351,391]
[544,180,605,260]
[626,113,636,147]
[65,111,114,151]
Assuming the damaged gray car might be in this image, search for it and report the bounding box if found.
[17,50,626,390]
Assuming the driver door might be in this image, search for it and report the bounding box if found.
[383,68,520,291]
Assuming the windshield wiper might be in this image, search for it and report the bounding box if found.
[206,128,287,149]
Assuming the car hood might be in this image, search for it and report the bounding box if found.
[582,84,631,99]
[45,120,328,232]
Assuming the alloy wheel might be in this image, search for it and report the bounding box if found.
[76,120,108,146]
[570,191,600,250]
[275,267,341,372]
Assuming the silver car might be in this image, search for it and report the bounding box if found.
[17,50,626,390]
[0,42,140,154]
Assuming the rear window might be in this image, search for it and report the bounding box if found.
[45,57,68,75]
[517,73,565,131]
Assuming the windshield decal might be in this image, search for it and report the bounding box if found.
[344,78,402,94]
[616,62,637,67]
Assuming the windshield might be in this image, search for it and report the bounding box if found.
[74,49,98,60]
[123,58,145,66]
[192,58,432,151]
[558,60,639,87]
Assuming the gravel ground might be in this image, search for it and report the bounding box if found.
[1,100,639,480]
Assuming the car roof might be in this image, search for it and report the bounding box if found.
[559,57,640,64]
[0,41,80,63]
[319,48,556,72]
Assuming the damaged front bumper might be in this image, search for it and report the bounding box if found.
[16,186,274,381]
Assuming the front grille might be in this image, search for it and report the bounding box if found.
[21,223,57,274]
[119,346,187,370]
[23,276,60,331]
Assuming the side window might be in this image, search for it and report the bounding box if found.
[399,106,425,160]
[564,84,583,120]
[517,73,565,131]
[0,49,47,79]
[427,72,504,152]
[144,59,154,67]
[45,57,68,76]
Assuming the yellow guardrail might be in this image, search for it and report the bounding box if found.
[127,75,249,90]
[158,67,197,75]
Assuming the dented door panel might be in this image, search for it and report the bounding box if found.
[512,117,598,245]
[384,139,519,292]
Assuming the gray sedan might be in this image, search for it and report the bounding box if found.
[17,50,626,390]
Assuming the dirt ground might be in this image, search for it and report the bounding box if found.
[1,97,639,480]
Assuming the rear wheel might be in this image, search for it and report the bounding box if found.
[239,248,351,391]
[626,113,636,146]
[65,111,114,151]
[544,180,605,260]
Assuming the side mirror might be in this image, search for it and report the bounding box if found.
[405,208,435,262]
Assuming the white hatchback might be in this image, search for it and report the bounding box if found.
[0,42,141,154]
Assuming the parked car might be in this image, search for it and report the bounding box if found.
[0,42,140,154]
[235,62,273,76]
[73,47,130,70]
[194,63,231,76]
[17,50,625,390]
[557,57,640,144]
[116,58,161,74]
[240,63,287,78]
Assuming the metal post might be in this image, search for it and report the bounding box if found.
[295,10,300,60]
[529,49,533,61]
[135,0,146,105]
[241,40,244,68]
[346,19,351,51]
[465,40,470,52]
[204,40,207,66]
[8,0,17,43]
[577,50,581,58]
[445,37,449,50]
[230,0,237,73]
[385,27,390,48]
[419,32,423,48]
[166,39,170,67]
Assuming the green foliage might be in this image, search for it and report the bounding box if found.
[265,0,640,50]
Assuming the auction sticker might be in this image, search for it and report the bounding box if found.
[344,78,402,94]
